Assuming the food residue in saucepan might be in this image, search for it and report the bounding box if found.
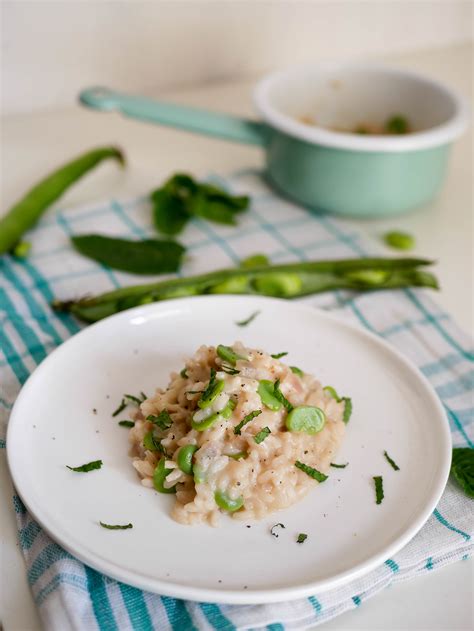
[299,114,411,135]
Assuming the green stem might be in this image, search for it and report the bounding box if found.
[52,257,438,323]
[0,146,125,255]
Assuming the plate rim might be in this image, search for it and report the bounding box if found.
[6,295,452,604]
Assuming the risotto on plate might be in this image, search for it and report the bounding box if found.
[128,342,351,526]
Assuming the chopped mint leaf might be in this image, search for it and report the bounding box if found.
[100,522,133,530]
[234,410,262,435]
[118,420,134,428]
[254,427,271,444]
[124,394,142,405]
[112,398,126,417]
[236,310,260,327]
[220,364,240,375]
[273,379,294,413]
[271,352,288,359]
[147,410,173,430]
[373,476,384,504]
[295,460,328,483]
[330,462,348,468]
[270,523,286,538]
[296,533,308,544]
[384,450,400,471]
[67,459,103,473]
[342,397,352,423]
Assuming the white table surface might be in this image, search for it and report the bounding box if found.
[1,43,472,631]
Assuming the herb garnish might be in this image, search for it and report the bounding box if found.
[295,461,328,483]
[118,420,134,428]
[270,523,286,538]
[124,393,143,405]
[112,399,127,417]
[234,410,262,435]
[271,352,288,359]
[450,448,474,498]
[324,387,352,423]
[220,365,240,375]
[200,368,217,401]
[330,462,348,469]
[147,410,173,430]
[99,522,133,530]
[236,310,260,327]
[180,368,188,378]
[296,533,308,544]
[384,450,400,471]
[373,476,384,504]
[254,427,271,444]
[342,397,352,423]
[273,379,294,412]
[66,459,103,473]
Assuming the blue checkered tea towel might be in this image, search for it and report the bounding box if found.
[1,170,473,631]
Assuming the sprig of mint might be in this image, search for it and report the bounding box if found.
[151,174,249,235]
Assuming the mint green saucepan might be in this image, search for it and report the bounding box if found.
[79,63,469,217]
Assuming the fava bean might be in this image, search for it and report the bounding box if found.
[227,451,247,460]
[214,490,244,512]
[153,458,176,494]
[198,378,224,409]
[216,344,247,366]
[253,272,302,296]
[193,464,206,484]
[257,380,282,411]
[177,444,199,475]
[53,257,439,323]
[286,406,326,434]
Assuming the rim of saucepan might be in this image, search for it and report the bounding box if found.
[253,62,470,153]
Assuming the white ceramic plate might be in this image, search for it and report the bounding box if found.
[7,296,451,604]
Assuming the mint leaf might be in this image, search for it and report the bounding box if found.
[295,460,328,483]
[67,459,102,473]
[384,450,400,471]
[234,410,262,435]
[100,522,133,530]
[254,427,271,444]
[373,476,384,504]
[451,448,474,498]
[71,235,184,275]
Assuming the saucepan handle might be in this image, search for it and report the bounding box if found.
[79,87,269,147]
